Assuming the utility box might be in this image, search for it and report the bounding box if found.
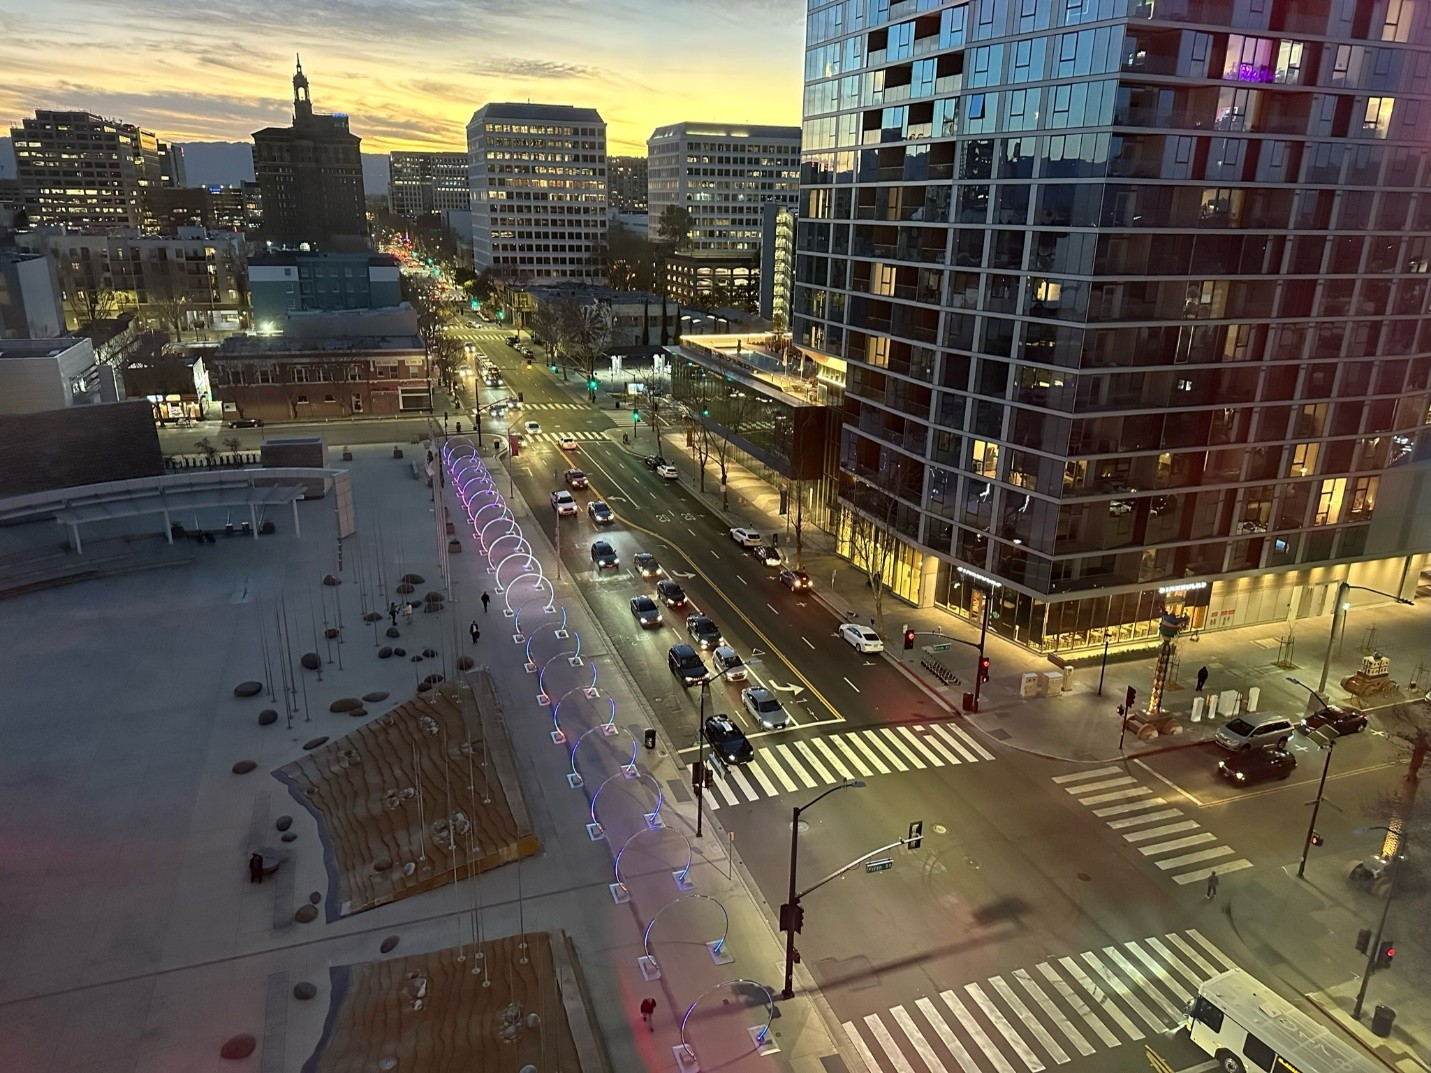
[1021,673,1041,698]
[1041,671,1064,696]
[1060,666,1075,692]
[261,436,327,469]
[1191,696,1206,722]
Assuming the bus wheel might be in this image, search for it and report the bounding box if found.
[1215,1050,1245,1073]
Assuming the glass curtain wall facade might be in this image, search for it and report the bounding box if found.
[794,0,1431,653]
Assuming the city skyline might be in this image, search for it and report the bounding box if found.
[0,0,805,156]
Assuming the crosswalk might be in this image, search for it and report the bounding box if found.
[1053,766,1251,886]
[524,429,609,446]
[845,928,1236,1073]
[705,723,994,809]
[515,402,594,412]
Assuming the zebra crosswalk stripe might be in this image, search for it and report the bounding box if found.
[915,995,983,1072]
[896,726,945,765]
[863,729,910,771]
[772,743,818,788]
[866,1012,919,1073]
[939,989,1017,1073]
[891,1004,950,1073]
[795,739,834,783]
[915,728,967,766]
[966,981,1044,1071]
[1058,955,1142,1040]
[880,727,929,769]
[1122,821,1201,842]
[991,975,1070,1064]
[844,731,892,774]
[1052,765,1121,783]
[1023,965,1101,1053]
[936,721,994,761]
[760,748,801,793]
[745,759,779,796]
[1081,951,1164,1032]
[1092,797,1168,816]
[1107,808,1182,829]
[1124,940,1192,1005]
[1101,946,1182,1022]
[844,1020,885,1073]
[726,765,757,799]
[812,736,855,779]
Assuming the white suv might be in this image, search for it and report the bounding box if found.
[729,527,762,547]
[550,490,578,516]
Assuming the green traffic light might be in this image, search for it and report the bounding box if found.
[701,406,710,417]
[588,378,599,391]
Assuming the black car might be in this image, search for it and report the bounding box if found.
[643,454,669,470]
[587,500,615,526]
[633,552,662,578]
[668,643,708,686]
[1299,705,1368,737]
[590,540,619,570]
[228,417,264,428]
[704,714,755,766]
[685,614,724,650]
[629,595,662,628]
[564,468,589,489]
[506,334,520,347]
[655,579,688,608]
[1217,747,1296,786]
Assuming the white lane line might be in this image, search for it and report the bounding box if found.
[1140,832,1217,856]
[802,636,814,649]
[1065,776,1138,795]
[1172,857,1252,884]
[687,527,695,535]
[767,603,779,614]
[966,981,1044,1071]
[1122,821,1202,843]
[1079,787,1156,806]
[843,676,861,692]
[991,974,1070,1064]
[1159,845,1234,870]
[890,1004,950,1073]
[916,996,983,1073]
[1017,967,1096,1055]
[736,575,746,585]
[1091,797,1169,817]
[1125,939,1193,1005]
[1135,758,1206,806]
[896,726,947,766]
[864,1013,917,1073]
[1185,930,1239,973]
[1059,956,1142,1041]
[812,737,855,780]
[1106,809,1183,829]
[939,989,1017,1073]
[745,758,780,797]
[927,723,980,763]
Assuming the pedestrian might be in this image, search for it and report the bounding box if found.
[469,620,481,644]
[1205,870,1219,900]
[640,997,656,1030]
[248,853,264,884]
[403,601,414,624]
[481,591,491,614]
[388,602,397,627]
[1196,666,1209,692]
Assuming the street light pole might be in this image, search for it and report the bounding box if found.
[1317,580,1414,694]
[1287,676,1340,880]
[960,567,1000,711]
[782,780,866,1000]
[1097,631,1112,696]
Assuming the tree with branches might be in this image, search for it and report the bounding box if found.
[635,372,673,453]
[569,301,613,403]
[1360,700,1431,898]
[145,257,190,341]
[842,470,913,636]
[708,387,760,512]
[58,252,119,328]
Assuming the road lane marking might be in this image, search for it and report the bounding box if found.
[760,749,800,793]
[1106,809,1183,828]
[861,729,910,771]
[1059,956,1143,1041]
[736,575,746,585]
[896,726,946,766]
[842,733,892,774]
[727,766,757,799]
[864,1012,918,1073]
[766,603,778,614]
[966,981,1044,1070]
[1165,933,1219,977]
[940,988,1018,1073]
[1091,797,1169,816]
[1144,936,1203,990]
[801,636,814,649]
[746,760,779,797]
[843,676,860,692]
[915,996,982,1073]
[772,743,818,788]
[1078,786,1156,806]
[878,727,929,769]
[1066,775,1138,794]
[932,721,994,762]
[1140,832,1217,856]
[1036,961,1118,1048]
[811,737,855,779]
[1122,821,1202,843]
[1102,946,1182,1022]
[890,1004,949,1073]
[1014,967,1095,1056]
[842,1022,884,1073]
[991,974,1070,1064]
[795,740,834,783]
[1052,766,1122,783]
[1080,951,1164,1031]
[1124,940,1193,1005]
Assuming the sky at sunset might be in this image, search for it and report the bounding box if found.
[0,0,807,156]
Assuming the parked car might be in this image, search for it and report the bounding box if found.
[629,595,662,628]
[564,468,589,489]
[685,614,724,650]
[704,714,755,766]
[750,544,783,567]
[1213,714,1294,752]
[729,527,763,547]
[1299,705,1368,737]
[655,463,678,480]
[633,552,663,579]
[742,686,790,730]
[667,643,708,686]
[839,623,884,653]
[655,580,688,608]
[712,646,747,682]
[779,569,811,591]
[550,490,578,516]
[590,540,619,570]
[587,500,615,526]
[1217,746,1296,786]
[558,434,579,451]
[228,417,264,428]
[643,455,668,470]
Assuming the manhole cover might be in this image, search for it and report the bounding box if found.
[1077,872,1092,882]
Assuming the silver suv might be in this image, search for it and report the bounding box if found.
[1214,714,1294,752]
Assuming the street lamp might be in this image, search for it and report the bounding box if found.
[1287,676,1337,879]
[1316,580,1414,694]
[1097,631,1112,696]
[781,779,866,1000]
[1351,826,1404,1020]
[958,566,1001,711]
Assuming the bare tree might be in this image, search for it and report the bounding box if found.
[58,253,119,327]
[842,472,912,636]
[635,372,673,453]
[1362,700,1431,897]
[146,258,190,341]
[708,388,760,512]
[571,301,613,402]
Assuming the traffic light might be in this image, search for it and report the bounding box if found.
[692,760,705,794]
[588,377,599,391]
[1309,831,1324,847]
[979,656,991,684]
[549,362,558,373]
[701,405,710,417]
[907,820,924,850]
[779,901,804,934]
[903,628,916,650]
[1124,686,1137,712]
[1356,928,1372,954]
[1376,940,1396,969]
[632,409,642,423]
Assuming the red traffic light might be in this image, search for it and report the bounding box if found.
[903,629,916,650]
[978,656,991,684]
[1376,940,1396,968]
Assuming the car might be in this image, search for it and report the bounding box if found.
[643,454,668,470]
[558,434,579,451]
[523,420,542,436]
[729,527,763,547]
[1108,500,1134,516]
[1213,714,1294,752]
[750,544,783,567]
[630,595,662,628]
[668,643,708,686]
[779,569,811,591]
[703,714,755,766]
[587,500,615,525]
[506,334,520,346]
[550,490,578,516]
[633,552,662,578]
[839,623,884,653]
[1217,746,1296,786]
[685,614,724,650]
[655,464,679,480]
[712,646,747,682]
[489,404,508,419]
[742,686,791,730]
[655,579,688,608]
[591,540,619,570]
[1299,705,1369,737]
[228,417,264,428]
[564,468,588,489]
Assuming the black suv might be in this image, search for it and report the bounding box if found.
[655,579,688,608]
[1217,747,1296,786]
[703,714,754,766]
[667,643,708,686]
[685,614,723,650]
[633,552,662,578]
[590,540,619,570]
[643,454,668,470]
[564,468,588,489]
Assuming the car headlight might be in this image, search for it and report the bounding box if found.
[1234,771,1246,781]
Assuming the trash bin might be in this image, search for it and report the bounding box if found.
[643,728,657,750]
[1372,1005,1396,1038]
[962,692,975,712]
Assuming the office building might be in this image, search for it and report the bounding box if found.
[248,250,402,323]
[760,203,796,328]
[794,0,1431,653]
[251,58,367,250]
[466,103,607,285]
[388,151,470,218]
[608,155,648,213]
[10,110,171,231]
[0,247,66,338]
[647,122,801,309]
[0,337,119,412]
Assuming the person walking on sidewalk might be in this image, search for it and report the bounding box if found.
[388,602,398,627]
[481,591,491,614]
[469,620,481,644]
[1196,666,1209,692]
[1205,870,1219,900]
[640,997,656,1030]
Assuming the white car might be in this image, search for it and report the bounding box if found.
[839,623,884,653]
[524,420,542,436]
[558,434,579,451]
[550,490,578,516]
[742,686,791,730]
[655,463,678,480]
[729,527,763,547]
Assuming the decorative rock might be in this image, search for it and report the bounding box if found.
[363,691,389,702]
[386,627,401,638]
[276,815,293,832]
[416,682,431,693]
[380,935,400,953]
[233,681,263,698]
[293,982,317,1000]
[422,648,439,658]
[378,647,393,659]
[410,655,423,663]
[373,857,394,873]
[220,1034,257,1060]
[363,611,383,623]
[329,697,361,712]
[456,656,475,671]
[300,653,321,670]
[231,760,257,774]
[281,832,297,843]
[293,904,318,924]
[309,891,322,905]
[322,574,342,586]
[393,648,406,657]
[324,627,340,640]
[302,736,329,751]
[395,583,414,595]
[402,573,425,584]
[424,591,445,603]
[257,710,278,726]
[422,674,445,686]
[349,707,367,718]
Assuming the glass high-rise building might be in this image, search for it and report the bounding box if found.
[794,0,1431,653]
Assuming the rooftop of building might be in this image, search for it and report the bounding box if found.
[0,338,86,360]
[214,332,424,358]
[523,283,668,305]
[649,122,801,141]
[74,312,138,347]
[249,250,399,267]
[469,102,604,125]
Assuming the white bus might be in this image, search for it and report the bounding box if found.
[1187,969,1381,1073]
